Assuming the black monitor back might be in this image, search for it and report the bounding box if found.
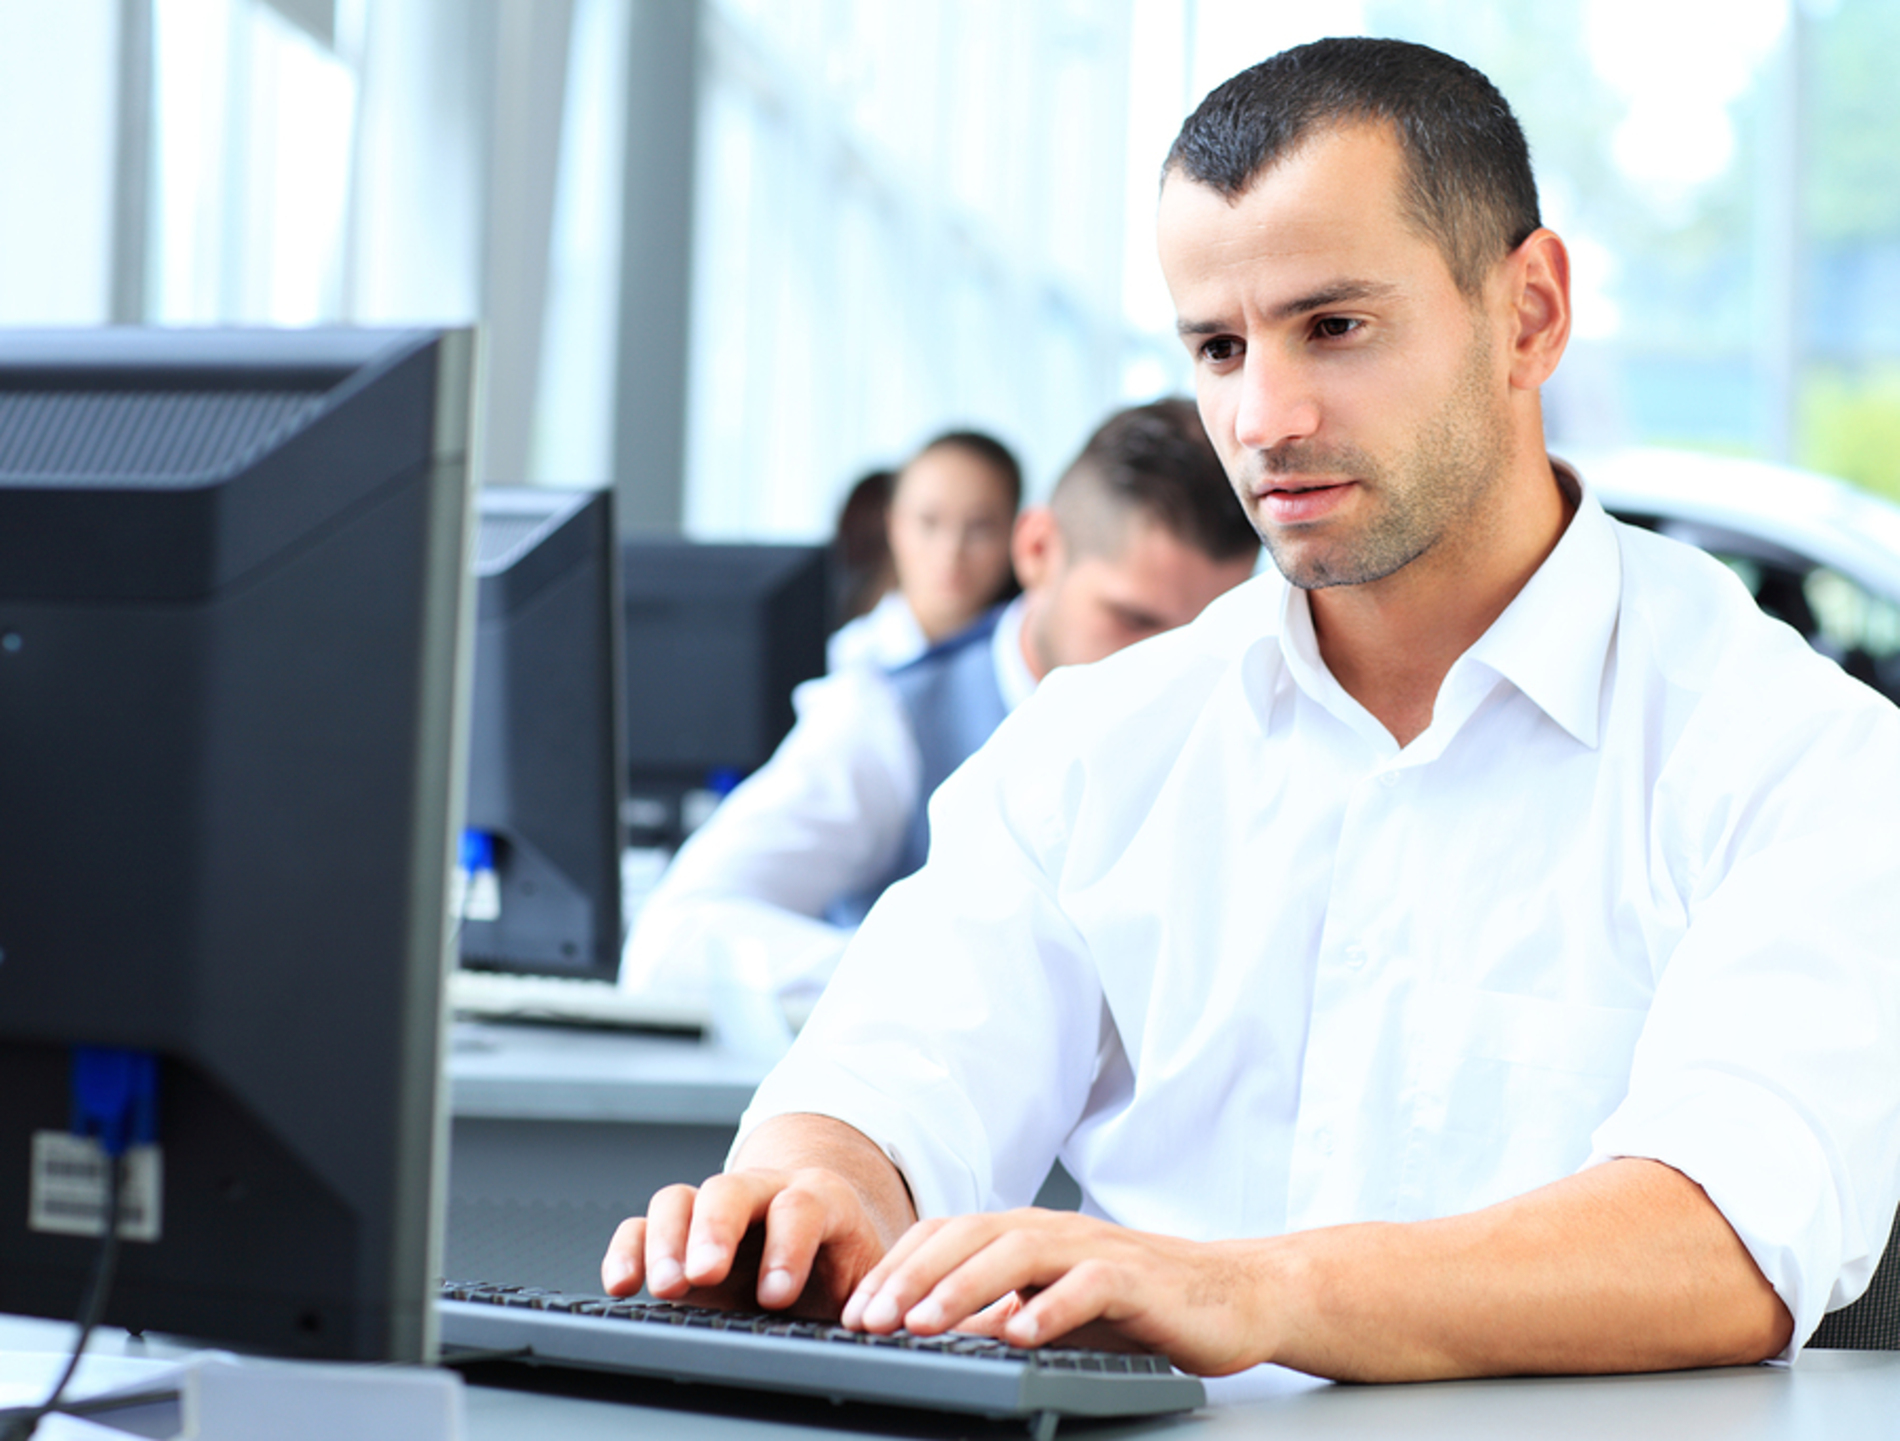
[461,487,626,980]
[0,327,473,1361]
[620,539,829,846]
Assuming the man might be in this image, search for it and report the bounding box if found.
[605,39,1900,1382]
[621,400,1260,1005]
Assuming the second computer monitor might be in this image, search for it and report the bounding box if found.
[461,487,627,981]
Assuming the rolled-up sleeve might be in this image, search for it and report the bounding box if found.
[1588,694,1900,1359]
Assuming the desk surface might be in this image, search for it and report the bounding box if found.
[9,1304,1900,1439]
[447,1020,779,1125]
[464,1350,1900,1440]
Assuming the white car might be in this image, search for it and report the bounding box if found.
[1567,447,1900,705]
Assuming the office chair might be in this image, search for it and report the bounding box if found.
[1810,1207,1900,1349]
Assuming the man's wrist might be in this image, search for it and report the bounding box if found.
[1229,1232,1306,1373]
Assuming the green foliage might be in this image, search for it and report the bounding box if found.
[1799,365,1900,504]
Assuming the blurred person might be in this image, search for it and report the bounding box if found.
[828,467,897,637]
[827,432,1021,673]
[621,399,1258,1006]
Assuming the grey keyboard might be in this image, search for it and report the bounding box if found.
[437,1281,1206,1429]
[446,969,709,1036]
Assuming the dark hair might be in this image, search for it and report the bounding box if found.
[830,467,896,625]
[1052,398,1259,564]
[1164,37,1540,296]
[912,429,1024,511]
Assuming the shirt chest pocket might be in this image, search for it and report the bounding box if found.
[1406,986,1650,1214]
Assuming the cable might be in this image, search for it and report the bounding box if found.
[0,1148,126,1441]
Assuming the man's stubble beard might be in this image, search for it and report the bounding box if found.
[1253,329,1511,593]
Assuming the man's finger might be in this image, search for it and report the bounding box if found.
[949,1290,1023,1339]
[682,1171,788,1287]
[642,1183,703,1297]
[897,1223,1066,1335]
[602,1215,647,1295]
[851,1214,1036,1333]
[1003,1258,1121,1348]
[755,1180,846,1308]
[842,1217,952,1328]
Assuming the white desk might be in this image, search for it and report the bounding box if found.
[459,1349,1900,1440]
[448,1019,777,1127]
[8,1312,1895,1441]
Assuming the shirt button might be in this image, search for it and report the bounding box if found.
[1314,1127,1335,1156]
[1378,771,1401,789]
[1344,945,1367,970]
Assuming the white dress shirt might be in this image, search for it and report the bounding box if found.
[621,597,1037,1004]
[740,480,1900,1359]
[826,591,928,673]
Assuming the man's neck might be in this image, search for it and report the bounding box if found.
[1308,455,1576,748]
[1016,598,1050,685]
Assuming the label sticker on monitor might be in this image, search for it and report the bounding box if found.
[28,1132,163,1242]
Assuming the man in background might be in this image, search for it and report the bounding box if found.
[620,398,1259,1007]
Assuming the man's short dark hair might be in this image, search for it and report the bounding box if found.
[1052,399,1259,564]
[912,429,1024,511]
[1164,37,1541,297]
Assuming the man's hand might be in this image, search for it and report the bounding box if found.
[600,1114,917,1315]
[604,1129,1791,1383]
[839,1159,1792,1382]
[842,1208,1272,1376]
[603,1167,889,1315]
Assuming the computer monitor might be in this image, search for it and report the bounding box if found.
[0,327,473,1362]
[619,539,830,847]
[460,487,626,981]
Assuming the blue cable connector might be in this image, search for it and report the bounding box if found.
[70,1048,158,1158]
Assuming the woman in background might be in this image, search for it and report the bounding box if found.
[827,431,1021,672]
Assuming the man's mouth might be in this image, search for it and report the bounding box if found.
[1252,478,1357,524]
[1256,478,1351,495]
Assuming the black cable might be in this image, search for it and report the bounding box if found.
[0,1150,127,1441]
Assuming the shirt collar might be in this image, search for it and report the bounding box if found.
[1267,458,1621,751]
[1463,460,1619,749]
[992,594,1038,711]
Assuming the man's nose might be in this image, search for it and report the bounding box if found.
[1233,349,1320,454]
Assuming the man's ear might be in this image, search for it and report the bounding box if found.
[1012,506,1063,591]
[1504,228,1571,392]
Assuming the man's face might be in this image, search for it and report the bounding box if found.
[1156,124,1513,593]
[1022,517,1256,676]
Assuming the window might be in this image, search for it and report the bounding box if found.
[8,0,1900,536]
[684,0,1136,538]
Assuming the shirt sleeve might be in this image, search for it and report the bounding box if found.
[734,678,1109,1218]
[619,668,922,1001]
[1587,682,1900,1361]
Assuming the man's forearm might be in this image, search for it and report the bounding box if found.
[731,1113,919,1252]
[1255,1157,1794,1381]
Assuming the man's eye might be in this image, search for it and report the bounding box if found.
[1199,337,1241,364]
[1314,316,1362,339]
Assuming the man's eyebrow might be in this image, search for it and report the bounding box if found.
[1175,279,1403,336]
[1271,280,1402,320]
